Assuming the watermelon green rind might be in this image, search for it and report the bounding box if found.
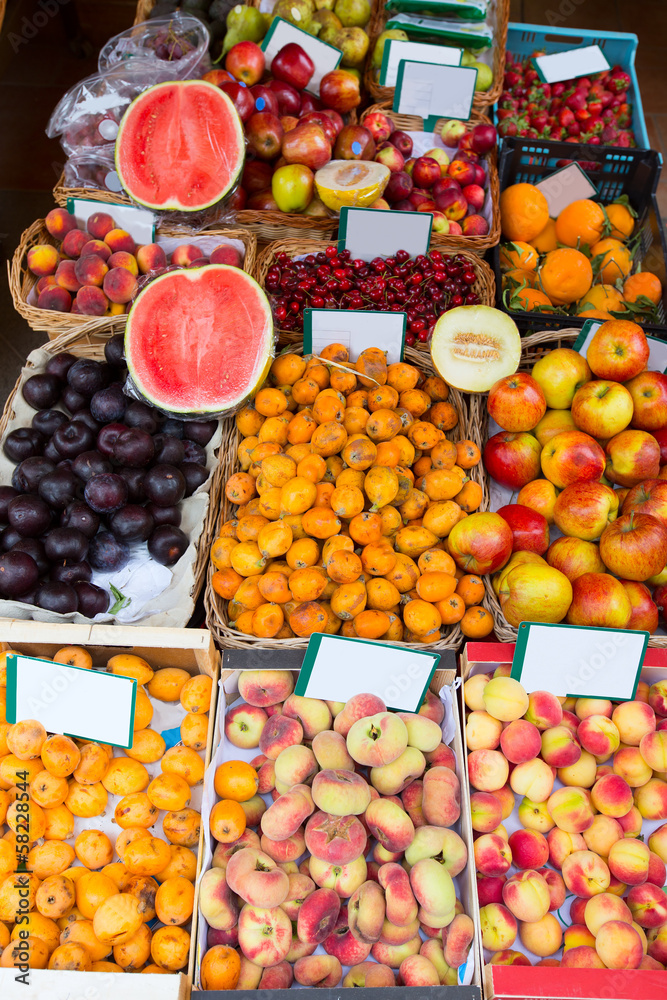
[115,80,245,212]
[124,265,274,417]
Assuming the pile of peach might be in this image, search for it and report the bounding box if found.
[198,668,474,991]
[213,342,494,644]
[27,207,244,317]
[464,670,667,971]
[0,646,211,975]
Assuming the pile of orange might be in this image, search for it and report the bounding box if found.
[211,344,494,643]
[499,186,662,319]
[0,646,211,974]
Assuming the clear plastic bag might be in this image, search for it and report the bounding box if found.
[63,149,123,194]
[98,13,211,80]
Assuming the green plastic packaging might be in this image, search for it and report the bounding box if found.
[385,13,493,47]
[385,0,488,20]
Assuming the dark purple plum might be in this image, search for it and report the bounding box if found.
[8,495,52,537]
[0,551,39,597]
[161,418,184,439]
[45,352,76,381]
[52,421,95,459]
[143,465,186,507]
[0,527,22,551]
[145,502,181,528]
[43,438,62,463]
[96,423,128,458]
[32,409,69,437]
[104,334,125,369]
[84,473,128,513]
[153,434,185,466]
[22,373,61,410]
[66,359,107,397]
[44,527,89,562]
[182,440,207,465]
[117,467,145,502]
[88,531,129,572]
[51,559,92,586]
[61,385,87,413]
[12,456,55,493]
[112,429,154,468]
[90,385,126,424]
[72,451,112,483]
[180,462,209,496]
[35,581,78,613]
[4,428,44,463]
[185,419,217,446]
[148,525,188,566]
[71,409,101,434]
[12,538,49,575]
[38,469,80,510]
[124,402,159,434]
[74,581,109,616]
[60,501,100,538]
[0,487,18,522]
[109,505,154,543]
[19,587,37,606]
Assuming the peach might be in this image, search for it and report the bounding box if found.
[382,917,421,945]
[81,238,111,261]
[107,251,138,275]
[474,834,512,876]
[348,880,385,944]
[409,858,455,927]
[334,694,387,737]
[618,804,643,836]
[55,259,82,293]
[259,960,293,989]
[582,814,623,857]
[240,795,266,826]
[61,228,88,257]
[259,714,304,759]
[595,920,643,969]
[425,743,456,770]
[212,829,261,871]
[576,698,613,720]
[648,850,666,886]
[477,875,506,906]
[261,785,314,841]
[479,903,517,951]
[76,285,108,316]
[591,773,633,818]
[508,829,549,869]
[199,869,239,930]
[649,679,667,717]
[401,779,424,827]
[411,827,467,877]
[38,285,71,311]
[541,725,582,767]
[323,910,371,965]
[470,791,502,833]
[611,700,656,746]
[347,713,408,767]
[627,882,667,927]
[343,961,396,987]
[468,750,509,792]
[280,872,315,920]
[422,765,460,826]
[639,730,667,770]
[561,710,581,735]
[103,268,136,305]
[286,933,317,963]
[45,208,77,240]
[648,924,667,964]
[378,863,418,927]
[577,715,620,757]
[465,711,502,751]
[398,953,439,986]
[563,923,596,951]
[518,797,555,833]
[607,837,650,885]
[86,212,114,240]
[135,243,167,274]
[297,887,340,944]
[396,713,442,753]
[519,912,562,957]
[464,674,490,710]
[510,758,554,802]
[558,749,597,788]
[105,229,136,254]
[305,812,366,864]
[502,870,550,923]
[225,704,268,749]
[538,867,566,911]
[365,799,414,852]
[239,670,294,707]
[373,844,402,865]
[634,777,667,819]
[226,848,289,907]
[492,784,516,820]
[28,244,60,276]
[569,897,588,924]
[371,936,421,968]
[500,720,541,764]
[74,254,108,287]
[283,694,331,739]
[309,855,367,898]
[525,690,563,730]
[312,769,371,816]
[561,945,605,968]
[585,892,632,935]
[274,744,317,788]
[648,822,667,862]
[237,903,293,967]
[482,677,529,722]
[547,787,594,832]
[562,850,610,897]
[370,747,425,796]
[640,954,665,970]
[294,954,341,987]
[489,950,533,967]
[613,746,652,787]
[312,731,354,771]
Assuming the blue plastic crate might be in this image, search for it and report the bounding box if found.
[495,22,649,151]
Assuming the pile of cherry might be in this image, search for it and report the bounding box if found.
[263,246,481,345]
[0,335,215,617]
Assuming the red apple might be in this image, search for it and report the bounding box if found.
[227,187,246,210]
[267,79,302,117]
[470,122,497,154]
[225,40,265,86]
[625,370,667,432]
[250,85,280,117]
[435,187,467,220]
[488,373,547,433]
[462,183,485,211]
[300,112,337,145]
[463,215,490,236]
[412,156,442,189]
[242,160,273,194]
[566,572,632,628]
[474,164,486,186]
[605,430,661,487]
[622,580,659,632]
[586,319,649,382]
[431,211,450,233]
[600,512,667,582]
[202,69,234,86]
[247,189,279,211]
[364,111,394,143]
[404,157,416,175]
[497,504,550,555]
[272,42,315,91]
[393,199,414,211]
[433,176,461,199]
[622,479,667,525]
[541,431,606,489]
[281,115,300,133]
[552,481,618,541]
[441,119,467,146]
[300,93,322,115]
[416,201,437,212]
[410,190,434,210]
[424,148,450,176]
[320,70,360,113]
[282,123,331,171]
[448,159,476,186]
[334,125,375,161]
[571,379,634,439]
[448,511,513,574]
[388,131,413,157]
[483,432,542,490]
[320,109,344,135]
[220,81,255,122]
[448,221,463,235]
[245,112,284,160]
[375,145,405,172]
[384,171,413,203]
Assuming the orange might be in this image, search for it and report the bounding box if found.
[435,593,466,624]
[252,603,284,638]
[200,944,241,990]
[606,201,635,241]
[403,599,441,636]
[539,248,592,306]
[327,549,363,584]
[214,761,258,802]
[590,238,632,285]
[211,568,243,600]
[290,601,328,637]
[555,199,606,247]
[209,800,246,843]
[623,271,662,307]
[456,574,485,606]
[511,286,553,311]
[532,218,558,254]
[353,610,390,639]
[225,472,256,506]
[503,267,539,292]
[418,549,456,575]
[416,571,457,603]
[460,605,494,637]
[499,241,538,272]
[500,183,549,242]
[254,387,288,417]
[577,284,625,315]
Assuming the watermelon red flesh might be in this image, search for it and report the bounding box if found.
[125,265,274,416]
[115,80,245,212]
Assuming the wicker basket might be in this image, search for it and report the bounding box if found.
[254,236,497,350]
[360,102,500,256]
[0,325,226,627]
[465,327,667,649]
[9,218,258,340]
[205,343,484,650]
[364,0,508,111]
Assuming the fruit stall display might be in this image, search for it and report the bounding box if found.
[497,23,649,148]
[461,642,667,994]
[465,319,667,645]
[494,140,667,335]
[205,340,498,651]
[0,621,219,994]
[0,330,226,626]
[193,659,481,991]
[10,207,256,337]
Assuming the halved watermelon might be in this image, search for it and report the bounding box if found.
[125,265,274,416]
[115,80,245,212]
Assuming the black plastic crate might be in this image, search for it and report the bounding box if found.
[492,138,667,337]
